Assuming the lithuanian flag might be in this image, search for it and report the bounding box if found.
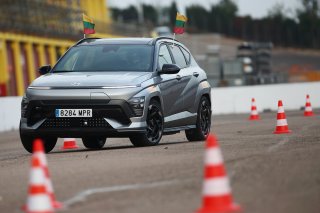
[83,14,95,34]
[174,13,187,34]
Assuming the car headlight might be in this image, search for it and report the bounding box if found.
[21,94,29,118]
[128,97,145,117]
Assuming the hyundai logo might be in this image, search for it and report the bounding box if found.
[71,82,81,86]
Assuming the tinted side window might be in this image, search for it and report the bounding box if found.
[171,45,187,68]
[158,45,173,69]
[180,47,190,65]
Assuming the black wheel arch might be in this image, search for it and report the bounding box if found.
[193,80,212,113]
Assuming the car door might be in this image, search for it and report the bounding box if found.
[157,44,185,128]
[165,44,191,126]
[179,46,199,114]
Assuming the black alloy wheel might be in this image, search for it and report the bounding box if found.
[130,100,164,147]
[146,102,163,143]
[20,135,57,153]
[82,137,106,149]
[185,96,211,141]
[199,98,211,137]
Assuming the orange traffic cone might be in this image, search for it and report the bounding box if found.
[33,139,62,209]
[61,138,79,150]
[249,98,260,120]
[304,94,314,117]
[195,134,241,213]
[273,100,291,134]
[24,142,53,213]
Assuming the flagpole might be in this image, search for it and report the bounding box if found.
[83,13,86,39]
[172,33,176,47]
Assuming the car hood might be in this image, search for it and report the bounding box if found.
[30,72,152,88]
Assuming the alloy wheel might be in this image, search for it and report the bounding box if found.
[199,100,211,137]
[146,104,163,143]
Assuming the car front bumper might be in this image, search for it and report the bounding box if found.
[20,99,147,138]
[20,119,147,138]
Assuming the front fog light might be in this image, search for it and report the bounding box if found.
[128,97,145,116]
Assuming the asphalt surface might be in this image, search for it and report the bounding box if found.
[0,110,320,213]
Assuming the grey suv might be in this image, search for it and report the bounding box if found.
[20,37,211,153]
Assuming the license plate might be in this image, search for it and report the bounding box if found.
[55,109,92,117]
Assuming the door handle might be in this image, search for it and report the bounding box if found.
[176,75,182,80]
[193,72,199,77]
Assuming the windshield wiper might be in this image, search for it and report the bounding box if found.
[52,70,73,73]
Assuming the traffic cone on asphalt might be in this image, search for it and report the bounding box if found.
[304,94,314,117]
[24,142,53,213]
[273,100,291,134]
[33,139,62,209]
[60,138,79,150]
[249,98,260,120]
[195,134,241,213]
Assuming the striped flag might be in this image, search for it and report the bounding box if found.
[174,12,187,34]
[83,14,95,34]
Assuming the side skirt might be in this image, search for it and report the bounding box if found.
[163,125,196,135]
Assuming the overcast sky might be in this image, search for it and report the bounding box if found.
[108,0,302,19]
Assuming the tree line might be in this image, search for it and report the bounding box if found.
[110,0,320,49]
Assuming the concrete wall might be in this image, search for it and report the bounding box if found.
[211,82,320,114]
[0,82,319,132]
[0,97,22,132]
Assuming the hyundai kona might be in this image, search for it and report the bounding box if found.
[20,37,212,153]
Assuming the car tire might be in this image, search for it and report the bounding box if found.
[130,99,164,147]
[82,137,106,149]
[20,135,57,153]
[185,96,211,141]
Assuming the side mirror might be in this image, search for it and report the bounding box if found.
[38,65,51,75]
[159,64,180,74]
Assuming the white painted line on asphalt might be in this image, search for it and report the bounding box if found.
[63,179,185,209]
[267,137,290,152]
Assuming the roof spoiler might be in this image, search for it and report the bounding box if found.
[152,36,178,44]
[75,37,101,45]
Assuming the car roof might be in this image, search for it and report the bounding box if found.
[77,38,155,46]
[76,37,182,46]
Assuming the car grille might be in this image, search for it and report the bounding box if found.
[41,118,111,129]
[26,100,133,127]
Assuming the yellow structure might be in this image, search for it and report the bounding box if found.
[80,0,111,23]
[0,40,8,94]
[0,0,113,96]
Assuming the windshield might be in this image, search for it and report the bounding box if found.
[53,44,153,72]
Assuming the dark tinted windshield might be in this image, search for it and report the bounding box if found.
[53,44,153,72]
